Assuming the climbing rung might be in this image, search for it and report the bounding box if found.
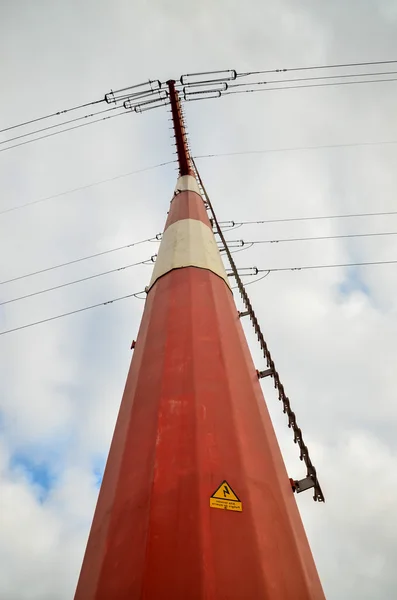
[291,477,315,494]
[257,369,273,379]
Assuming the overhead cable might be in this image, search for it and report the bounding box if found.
[0,259,153,306]
[230,210,397,226]
[2,59,395,135]
[0,98,105,135]
[0,290,145,337]
[243,258,397,274]
[0,109,129,154]
[231,258,397,286]
[3,138,395,217]
[194,139,397,161]
[237,58,397,78]
[224,77,397,97]
[0,236,159,285]
[0,160,176,216]
[0,78,162,135]
[231,271,271,290]
[228,70,397,90]
[228,231,397,246]
[0,106,121,147]
[3,259,397,337]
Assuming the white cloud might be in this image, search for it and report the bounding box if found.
[1,0,397,598]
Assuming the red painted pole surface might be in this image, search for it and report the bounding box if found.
[74,88,325,599]
[167,79,193,176]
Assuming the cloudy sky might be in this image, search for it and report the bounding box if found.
[1,0,397,598]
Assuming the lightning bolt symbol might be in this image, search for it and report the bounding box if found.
[223,485,230,498]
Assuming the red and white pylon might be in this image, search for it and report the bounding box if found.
[74,80,325,600]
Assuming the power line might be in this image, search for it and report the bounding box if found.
[2,138,395,217]
[0,161,176,216]
[0,106,121,147]
[3,257,397,337]
[0,236,159,285]
[2,60,394,137]
[0,290,145,337]
[194,139,397,161]
[0,98,105,135]
[0,259,152,306]
[2,59,395,137]
[237,59,397,78]
[234,231,397,246]
[225,77,397,97]
[253,258,397,273]
[231,271,271,289]
[4,229,393,295]
[229,70,397,90]
[230,210,397,226]
[0,109,129,154]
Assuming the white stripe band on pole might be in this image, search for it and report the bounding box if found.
[174,175,201,195]
[149,218,230,289]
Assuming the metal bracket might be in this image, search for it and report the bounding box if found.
[257,369,273,379]
[238,310,250,318]
[131,340,136,349]
[290,476,315,494]
[143,255,157,265]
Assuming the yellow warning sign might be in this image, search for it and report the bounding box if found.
[210,480,242,512]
